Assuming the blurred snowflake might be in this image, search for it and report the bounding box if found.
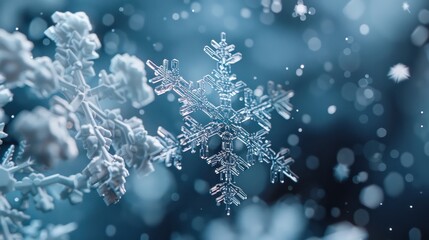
[292,0,315,21]
[261,0,283,14]
[388,63,410,83]
[203,198,307,240]
[147,32,298,215]
[402,2,411,13]
[334,163,350,182]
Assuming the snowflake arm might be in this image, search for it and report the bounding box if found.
[210,180,246,216]
[179,116,223,158]
[146,59,221,119]
[152,127,183,170]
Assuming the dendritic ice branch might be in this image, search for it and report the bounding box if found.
[0,11,182,238]
[147,32,298,215]
[0,127,78,239]
[0,11,181,205]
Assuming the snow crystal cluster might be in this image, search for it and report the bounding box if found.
[0,11,180,238]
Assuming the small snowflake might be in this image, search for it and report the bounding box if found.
[402,2,410,13]
[388,63,410,83]
[292,0,315,21]
[295,1,307,16]
[334,163,349,182]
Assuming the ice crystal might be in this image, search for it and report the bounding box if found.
[147,32,298,215]
[388,63,410,83]
[14,106,78,167]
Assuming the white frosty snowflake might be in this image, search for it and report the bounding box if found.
[292,0,315,21]
[402,2,410,13]
[388,63,410,83]
[294,1,307,16]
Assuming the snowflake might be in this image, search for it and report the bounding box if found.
[292,0,315,21]
[147,32,298,215]
[334,163,350,182]
[402,2,411,13]
[388,63,410,83]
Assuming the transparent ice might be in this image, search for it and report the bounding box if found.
[147,32,298,215]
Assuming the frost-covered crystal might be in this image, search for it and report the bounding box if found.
[99,54,155,108]
[14,106,78,167]
[147,32,298,214]
[0,11,181,238]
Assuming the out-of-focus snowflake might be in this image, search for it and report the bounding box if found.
[292,0,315,21]
[203,197,368,240]
[0,29,35,88]
[21,221,78,240]
[323,221,368,240]
[402,2,411,13]
[388,63,410,83]
[147,32,298,214]
[261,0,283,14]
[99,54,155,109]
[341,75,382,113]
[203,198,307,240]
[14,106,78,167]
[334,163,350,182]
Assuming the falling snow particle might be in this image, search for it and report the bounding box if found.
[328,105,337,114]
[402,2,410,13]
[359,185,384,209]
[292,0,315,21]
[388,63,410,83]
[359,24,370,35]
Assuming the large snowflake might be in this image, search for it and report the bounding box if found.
[147,32,298,214]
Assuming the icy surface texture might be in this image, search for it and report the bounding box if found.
[0,11,180,238]
[147,32,297,215]
[14,106,78,167]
